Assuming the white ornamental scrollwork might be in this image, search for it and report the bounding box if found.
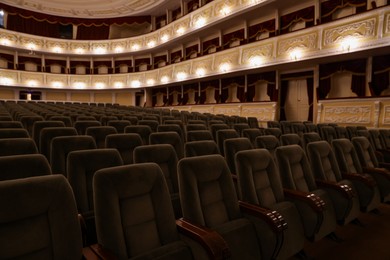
[278,33,318,56]
[323,105,371,124]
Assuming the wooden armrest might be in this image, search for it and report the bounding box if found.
[315,180,355,199]
[176,218,231,260]
[341,172,377,188]
[284,188,325,212]
[363,167,390,181]
[82,246,101,260]
[239,201,287,232]
[87,244,117,260]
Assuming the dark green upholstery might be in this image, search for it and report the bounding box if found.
[105,133,142,164]
[307,141,360,225]
[235,149,305,259]
[93,163,194,260]
[50,135,97,176]
[178,155,263,260]
[134,144,181,218]
[275,145,337,241]
[0,175,82,259]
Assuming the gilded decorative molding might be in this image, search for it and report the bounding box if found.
[173,61,191,75]
[214,50,240,70]
[382,105,390,125]
[241,103,277,122]
[277,32,318,57]
[241,43,273,64]
[46,74,67,86]
[214,105,241,116]
[383,12,390,36]
[20,71,44,85]
[191,6,214,27]
[191,57,214,75]
[322,17,377,48]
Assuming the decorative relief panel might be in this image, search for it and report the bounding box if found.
[191,6,214,26]
[191,57,213,75]
[322,105,372,124]
[91,76,109,88]
[190,105,214,114]
[20,36,44,49]
[277,32,318,57]
[20,71,44,84]
[91,42,110,53]
[241,43,273,64]
[214,0,238,16]
[214,105,241,116]
[0,31,18,45]
[323,17,377,48]
[46,40,68,51]
[158,67,173,81]
[173,17,191,33]
[144,71,158,84]
[160,27,173,39]
[214,50,240,70]
[383,12,390,36]
[46,74,68,86]
[111,41,127,52]
[381,105,390,126]
[70,42,89,53]
[70,75,91,88]
[241,103,277,122]
[173,61,191,75]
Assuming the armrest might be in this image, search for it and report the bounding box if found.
[315,180,355,199]
[82,246,102,260]
[176,218,231,260]
[363,167,390,181]
[78,214,87,247]
[341,172,377,188]
[283,188,325,213]
[238,201,287,233]
[378,162,390,170]
[86,244,117,260]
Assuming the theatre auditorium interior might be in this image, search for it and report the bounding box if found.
[2,0,390,259]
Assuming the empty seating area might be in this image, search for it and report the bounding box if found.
[1,100,390,259]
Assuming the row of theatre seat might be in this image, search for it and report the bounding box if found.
[1,101,390,259]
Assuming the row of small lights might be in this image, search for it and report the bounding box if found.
[0,36,359,89]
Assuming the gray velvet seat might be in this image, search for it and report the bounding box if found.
[346,126,358,139]
[50,135,97,176]
[74,120,101,135]
[93,163,227,260]
[275,145,337,241]
[100,116,118,126]
[291,122,306,137]
[368,129,390,163]
[149,131,184,159]
[0,138,38,156]
[352,136,390,203]
[332,138,381,212]
[49,115,72,127]
[0,154,51,181]
[186,130,214,142]
[216,129,239,156]
[335,126,349,139]
[379,129,390,149]
[184,140,220,157]
[122,115,139,125]
[178,154,287,260]
[235,149,305,259]
[86,126,118,148]
[124,125,152,145]
[67,148,124,245]
[134,144,182,218]
[307,141,360,225]
[0,175,83,259]
[32,120,65,149]
[39,127,78,160]
[233,123,250,137]
[105,133,142,164]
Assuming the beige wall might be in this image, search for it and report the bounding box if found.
[71,92,90,102]
[0,89,15,99]
[115,92,134,106]
[94,92,113,103]
[46,91,66,101]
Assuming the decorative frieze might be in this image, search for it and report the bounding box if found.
[277,32,318,57]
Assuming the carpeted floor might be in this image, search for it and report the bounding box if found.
[289,203,390,260]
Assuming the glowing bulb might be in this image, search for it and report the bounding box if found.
[27,80,37,87]
[176,27,185,35]
[74,82,86,89]
[147,41,156,47]
[131,80,141,88]
[176,72,187,80]
[95,82,105,89]
[27,43,36,50]
[114,82,123,88]
[219,63,230,72]
[196,68,206,77]
[53,46,62,53]
[94,47,106,54]
[52,81,63,88]
[340,36,358,52]
[220,6,231,15]
[132,44,140,51]
[75,48,84,54]
[161,34,169,42]
[195,17,206,28]
[249,56,263,66]
[0,77,12,85]
[115,46,124,53]
[161,76,169,83]
[1,39,10,46]
[289,49,302,60]
[147,79,155,85]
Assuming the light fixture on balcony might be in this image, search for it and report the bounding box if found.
[147,79,155,85]
[95,82,105,89]
[114,82,123,88]
[176,72,187,80]
[220,6,231,16]
[147,40,156,48]
[74,82,86,89]
[289,48,302,61]
[114,46,124,53]
[195,17,207,28]
[161,34,169,42]
[196,68,206,77]
[0,77,13,85]
[176,27,185,35]
[1,38,10,46]
[131,44,140,51]
[52,81,63,88]
[219,62,231,72]
[340,36,358,52]
[94,47,106,54]
[75,48,84,54]
[161,76,169,83]
[27,80,37,87]
[131,80,141,88]
[52,46,62,53]
[249,56,263,66]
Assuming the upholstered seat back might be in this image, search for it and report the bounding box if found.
[0,175,82,259]
[216,129,239,156]
[138,119,159,132]
[67,148,123,213]
[224,137,253,174]
[0,128,29,139]
[332,139,363,174]
[32,120,65,149]
[0,138,38,156]
[369,129,385,150]
[184,140,220,157]
[50,135,97,176]
[107,120,131,133]
[178,154,241,227]
[352,137,378,168]
[307,141,341,182]
[105,133,142,164]
[209,124,230,140]
[275,145,317,192]
[255,135,280,156]
[264,128,282,138]
[0,154,52,181]
[39,127,78,160]
[86,126,118,148]
[186,130,213,142]
[235,149,284,207]
[149,132,184,159]
[280,133,302,146]
[302,132,322,151]
[124,125,152,145]
[321,126,337,143]
[74,120,101,135]
[94,163,191,259]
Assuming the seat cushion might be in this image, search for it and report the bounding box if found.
[131,241,193,260]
